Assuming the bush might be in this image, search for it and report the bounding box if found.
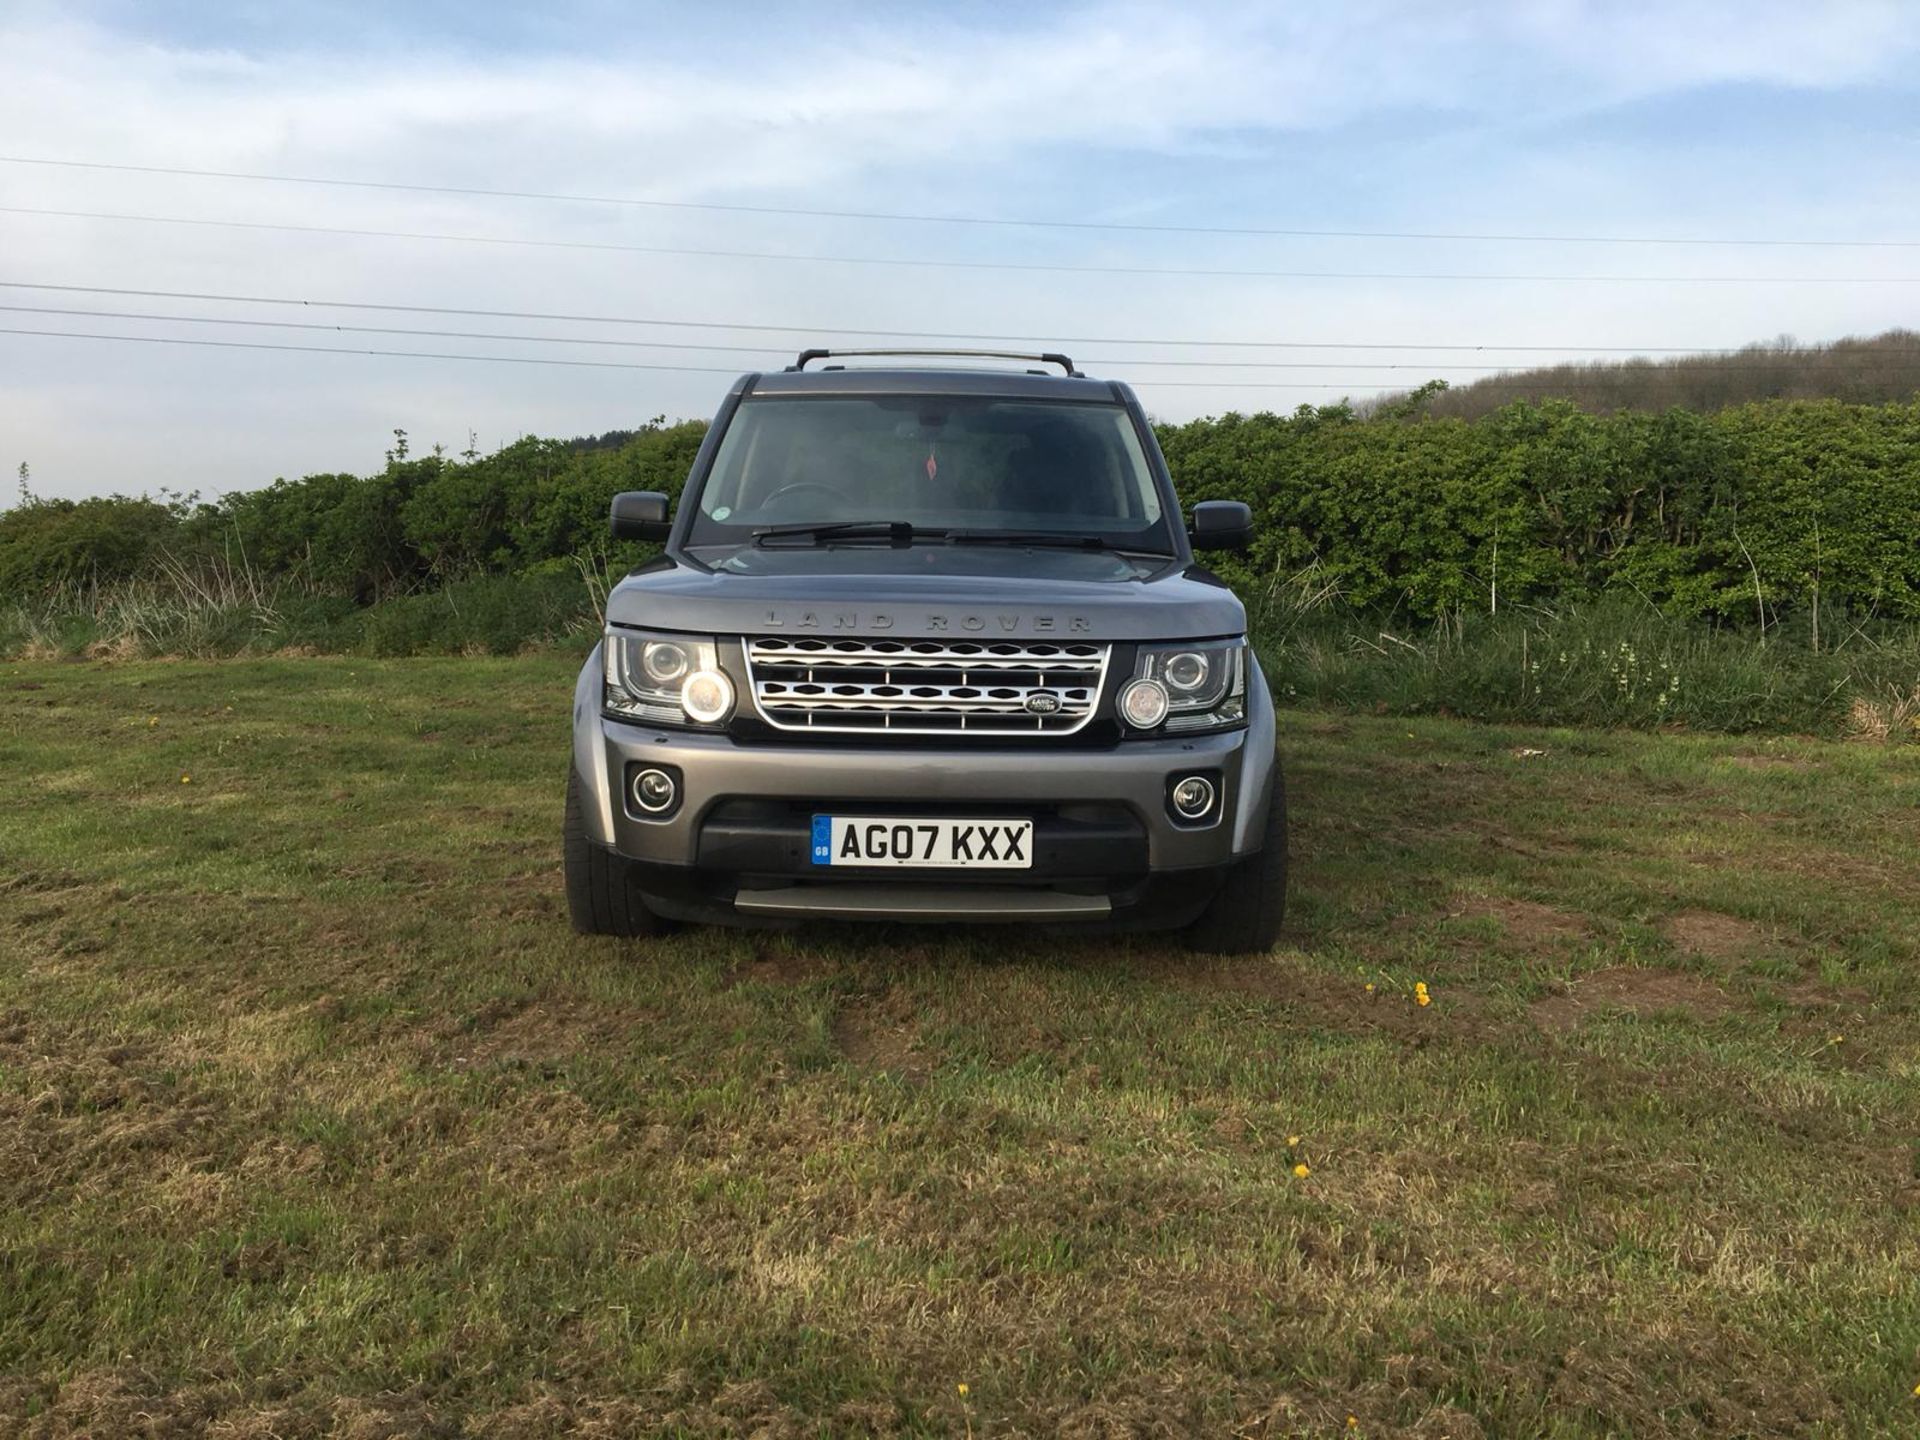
[1255,598,1920,735]
[357,571,599,656]
[0,494,180,595]
[1160,397,1920,623]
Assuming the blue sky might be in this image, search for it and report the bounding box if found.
[3,0,1918,499]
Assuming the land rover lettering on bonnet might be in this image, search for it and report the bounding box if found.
[564,348,1286,950]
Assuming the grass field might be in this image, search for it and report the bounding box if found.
[3,655,1918,1437]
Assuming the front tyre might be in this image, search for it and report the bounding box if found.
[1184,765,1288,955]
[563,768,672,938]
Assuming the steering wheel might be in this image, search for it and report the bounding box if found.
[760,481,847,512]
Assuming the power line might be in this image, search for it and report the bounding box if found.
[0,325,1374,386]
[0,326,746,375]
[4,205,1917,285]
[0,280,1901,356]
[3,153,1913,251]
[8,303,1919,373]
[0,303,792,359]
[8,327,1917,394]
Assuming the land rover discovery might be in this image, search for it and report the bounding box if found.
[564,349,1285,952]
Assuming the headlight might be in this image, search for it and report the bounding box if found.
[1122,638,1247,734]
[603,628,735,728]
[640,640,690,686]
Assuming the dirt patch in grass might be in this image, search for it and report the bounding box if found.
[1775,976,1871,1012]
[728,940,833,987]
[833,988,928,1078]
[1664,909,1770,965]
[1453,896,1590,950]
[1531,967,1733,1033]
[453,995,651,1066]
[1468,825,1585,861]
[1773,846,1912,894]
[0,1014,233,1211]
[478,865,567,923]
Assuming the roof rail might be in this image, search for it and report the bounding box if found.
[786,347,1082,377]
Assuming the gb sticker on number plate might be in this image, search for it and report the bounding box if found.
[811,816,1033,869]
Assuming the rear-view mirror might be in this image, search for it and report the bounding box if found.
[1188,499,1254,552]
[610,491,671,542]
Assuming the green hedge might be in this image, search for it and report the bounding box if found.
[6,399,1920,626]
[1160,398,1920,622]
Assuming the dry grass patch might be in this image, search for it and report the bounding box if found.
[832,988,927,1078]
[726,940,833,987]
[1143,951,1503,1046]
[1664,909,1771,966]
[449,995,654,1068]
[1726,752,1815,771]
[1451,895,1590,950]
[1844,683,1920,744]
[1531,967,1733,1033]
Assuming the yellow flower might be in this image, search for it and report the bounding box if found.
[1416,992,1431,1007]
[1347,1419,1359,1431]
[1414,981,1428,994]
[1364,982,1375,993]
[957,1383,969,1397]
[1292,1162,1310,1178]
[180,774,191,784]
[1287,1134,1301,1148]
[147,716,158,727]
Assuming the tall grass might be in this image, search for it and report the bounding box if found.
[0,562,595,661]
[1,552,302,659]
[1252,566,1920,737]
[6,559,1916,739]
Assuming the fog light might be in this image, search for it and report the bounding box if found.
[631,767,678,814]
[1170,774,1216,820]
[681,668,735,725]
[1120,676,1170,729]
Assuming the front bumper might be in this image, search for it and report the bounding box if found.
[571,645,1277,924]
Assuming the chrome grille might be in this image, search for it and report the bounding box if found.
[745,637,1109,735]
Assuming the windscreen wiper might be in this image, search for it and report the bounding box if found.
[944,530,1116,551]
[751,520,927,548]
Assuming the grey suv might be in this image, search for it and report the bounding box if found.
[565,349,1285,952]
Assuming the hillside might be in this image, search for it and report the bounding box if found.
[1372,328,1920,419]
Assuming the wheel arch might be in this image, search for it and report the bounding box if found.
[571,642,620,847]
[1230,651,1280,856]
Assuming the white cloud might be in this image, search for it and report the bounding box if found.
[2,1,1917,498]
[8,3,1914,200]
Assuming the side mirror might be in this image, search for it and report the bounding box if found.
[610,491,671,542]
[1188,499,1254,552]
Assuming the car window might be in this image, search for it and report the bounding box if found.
[689,396,1168,545]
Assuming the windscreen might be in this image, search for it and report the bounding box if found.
[687,396,1171,549]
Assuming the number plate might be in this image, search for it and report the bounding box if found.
[810,816,1033,869]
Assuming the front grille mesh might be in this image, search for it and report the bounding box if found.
[745,637,1109,735]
